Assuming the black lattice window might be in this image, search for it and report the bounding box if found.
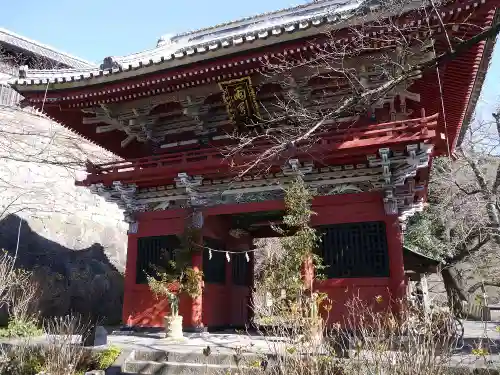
[232,252,250,286]
[203,238,226,284]
[318,221,389,278]
[136,235,181,284]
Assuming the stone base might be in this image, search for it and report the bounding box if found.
[184,325,208,333]
[164,315,183,339]
[160,336,189,343]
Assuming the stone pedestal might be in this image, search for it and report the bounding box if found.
[93,325,108,346]
[82,325,108,347]
[165,315,183,339]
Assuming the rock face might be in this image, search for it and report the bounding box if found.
[0,106,128,324]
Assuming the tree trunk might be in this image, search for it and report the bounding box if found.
[441,267,467,317]
[468,281,500,294]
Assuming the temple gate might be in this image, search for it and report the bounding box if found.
[10,0,498,330]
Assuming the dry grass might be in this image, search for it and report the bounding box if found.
[42,314,93,375]
[0,314,120,375]
[234,294,493,375]
[0,251,42,338]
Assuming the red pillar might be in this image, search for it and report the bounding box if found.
[190,234,204,330]
[122,233,138,325]
[247,246,255,325]
[386,218,405,310]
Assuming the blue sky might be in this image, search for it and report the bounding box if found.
[474,41,500,122]
[1,0,498,120]
[1,0,305,63]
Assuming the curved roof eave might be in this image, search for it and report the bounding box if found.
[10,0,428,88]
[0,28,97,70]
[456,11,500,147]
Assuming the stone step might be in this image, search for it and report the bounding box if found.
[122,360,264,375]
[131,349,270,366]
[122,357,500,375]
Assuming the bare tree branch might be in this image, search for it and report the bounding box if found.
[225,5,500,175]
[468,281,500,294]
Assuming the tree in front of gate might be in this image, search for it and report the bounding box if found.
[256,177,329,338]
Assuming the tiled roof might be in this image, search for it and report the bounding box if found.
[0,28,97,70]
[457,10,500,147]
[167,0,357,40]
[154,0,362,52]
[11,0,401,86]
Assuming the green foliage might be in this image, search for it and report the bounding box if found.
[182,266,204,298]
[263,177,324,302]
[147,272,181,316]
[405,156,493,262]
[472,347,489,356]
[180,226,202,259]
[404,211,449,260]
[0,317,42,338]
[147,215,204,317]
[0,345,45,375]
[96,345,121,369]
[147,266,203,317]
[404,158,455,260]
[73,346,122,374]
[0,333,120,374]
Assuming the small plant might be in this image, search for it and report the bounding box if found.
[148,272,181,316]
[147,216,204,317]
[43,314,92,375]
[96,345,122,369]
[258,177,326,329]
[0,344,45,375]
[472,347,489,357]
[0,317,42,338]
[147,266,203,317]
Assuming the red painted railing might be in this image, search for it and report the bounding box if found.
[80,112,438,185]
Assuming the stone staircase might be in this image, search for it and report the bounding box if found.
[120,348,271,375]
[118,346,500,375]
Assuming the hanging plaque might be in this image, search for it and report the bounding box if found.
[219,76,260,125]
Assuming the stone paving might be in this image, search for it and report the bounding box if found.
[107,330,287,354]
[2,320,499,354]
[105,324,500,374]
[2,320,500,373]
[463,320,500,339]
[106,321,500,373]
[105,320,500,352]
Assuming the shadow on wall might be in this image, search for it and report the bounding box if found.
[0,214,124,325]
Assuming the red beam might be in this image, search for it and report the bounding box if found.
[77,127,437,187]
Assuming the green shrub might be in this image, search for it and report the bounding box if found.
[0,318,42,338]
[97,345,121,369]
[0,344,45,375]
[75,345,122,373]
